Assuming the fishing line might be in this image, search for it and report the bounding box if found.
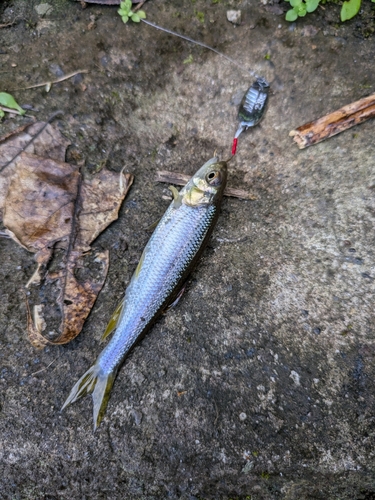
[141,19,260,79]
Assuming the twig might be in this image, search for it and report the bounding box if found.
[7,70,89,92]
[155,170,257,200]
[31,358,57,375]
[133,0,146,12]
[0,110,64,174]
[0,16,20,29]
[290,92,375,149]
[141,19,259,79]
[0,105,34,118]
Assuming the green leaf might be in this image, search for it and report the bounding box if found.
[0,109,4,119]
[131,13,141,22]
[297,2,307,15]
[285,7,298,20]
[137,10,146,19]
[0,92,25,114]
[289,0,302,7]
[340,0,361,21]
[121,0,132,10]
[306,0,320,12]
[121,14,129,23]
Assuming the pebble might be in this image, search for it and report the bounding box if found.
[35,3,53,16]
[226,10,241,25]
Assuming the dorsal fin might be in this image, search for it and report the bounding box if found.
[101,300,124,342]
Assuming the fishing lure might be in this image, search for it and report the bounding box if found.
[232,77,270,155]
[62,157,228,429]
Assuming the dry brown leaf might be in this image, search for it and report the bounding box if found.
[78,168,134,251]
[27,250,110,348]
[22,167,133,348]
[0,121,70,217]
[4,153,79,252]
[0,121,134,348]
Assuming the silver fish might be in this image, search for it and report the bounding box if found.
[62,157,228,428]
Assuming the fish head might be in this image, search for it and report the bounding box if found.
[181,157,228,207]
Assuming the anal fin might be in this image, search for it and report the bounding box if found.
[101,300,124,342]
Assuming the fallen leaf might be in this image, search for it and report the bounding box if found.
[0,121,134,348]
[0,121,69,217]
[77,167,133,251]
[3,153,80,283]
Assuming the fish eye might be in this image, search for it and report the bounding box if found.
[206,170,222,186]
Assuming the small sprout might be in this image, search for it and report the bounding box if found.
[285,0,320,21]
[195,10,205,23]
[118,0,146,24]
[183,54,194,64]
[0,92,26,117]
[264,53,271,60]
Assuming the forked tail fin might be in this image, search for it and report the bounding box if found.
[62,363,116,430]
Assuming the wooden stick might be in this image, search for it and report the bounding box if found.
[289,92,375,149]
[0,105,33,118]
[155,170,257,200]
[7,70,88,92]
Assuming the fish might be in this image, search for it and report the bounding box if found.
[62,157,228,429]
[232,77,270,155]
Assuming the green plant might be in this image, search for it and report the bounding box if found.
[118,0,146,23]
[195,10,205,23]
[0,92,25,119]
[285,0,320,21]
[285,0,375,22]
[183,54,194,64]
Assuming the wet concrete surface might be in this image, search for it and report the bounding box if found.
[1,0,375,498]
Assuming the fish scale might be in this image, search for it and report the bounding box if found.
[62,157,227,429]
[98,203,216,374]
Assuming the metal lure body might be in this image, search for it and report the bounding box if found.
[62,157,228,428]
[232,77,270,155]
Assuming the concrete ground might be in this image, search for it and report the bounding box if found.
[0,0,375,498]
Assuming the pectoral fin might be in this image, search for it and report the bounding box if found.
[169,185,182,208]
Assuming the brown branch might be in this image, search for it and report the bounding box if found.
[155,170,257,200]
[289,92,375,149]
